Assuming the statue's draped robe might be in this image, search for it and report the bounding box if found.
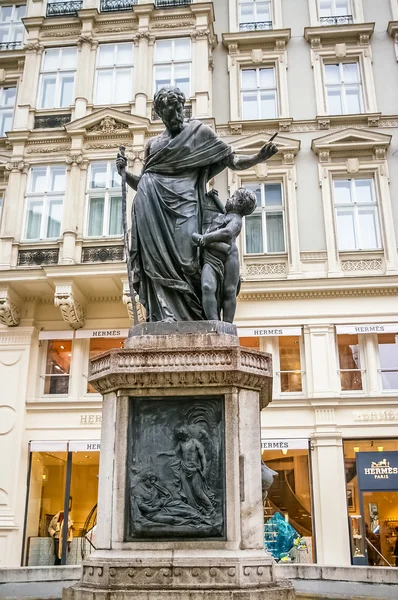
[131,120,233,322]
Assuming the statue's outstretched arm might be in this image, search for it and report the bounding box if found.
[227,141,278,171]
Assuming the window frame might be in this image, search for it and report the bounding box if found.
[0,4,26,46]
[242,180,286,255]
[336,332,365,393]
[377,333,398,393]
[323,60,364,115]
[240,66,278,121]
[238,0,273,30]
[41,339,72,397]
[94,42,134,106]
[308,0,364,25]
[85,161,123,239]
[23,165,66,241]
[319,0,352,18]
[0,85,16,137]
[153,38,192,99]
[37,47,77,110]
[276,334,306,396]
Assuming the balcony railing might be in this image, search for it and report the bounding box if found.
[34,114,72,129]
[319,15,354,26]
[0,41,22,51]
[46,1,83,16]
[239,21,273,31]
[18,249,59,266]
[100,0,137,12]
[155,0,192,8]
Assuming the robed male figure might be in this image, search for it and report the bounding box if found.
[116,87,278,323]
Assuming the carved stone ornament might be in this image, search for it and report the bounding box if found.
[122,280,146,322]
[54,284,86,329]
[5,161,29,173]
[87,117,129,134]
[0,289,20,327]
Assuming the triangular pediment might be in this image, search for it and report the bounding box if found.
[312,127,392,154]
[65,107,150,135]
[231,132,301,155]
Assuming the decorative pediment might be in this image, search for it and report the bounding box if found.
[231,132,300,164]
[65,108,150,136]
[312,127,392,159]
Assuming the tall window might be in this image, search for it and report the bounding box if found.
[24,166,65,240]
[38,48,77,109]
[319,0,352,19]
[0,5,26,49]
[279,336,303,393]
[241,68,277,120]
[338,334,363,391]
[324,62,363,115]
[333,178,381,251]
[86,162,122,237]
[94,43,134,105]
[244,182,285,254]
[44,340,72,395]
[154,38,191,98]
[378,334,398,391]
[239,0,272,30]
[0,86,16,137]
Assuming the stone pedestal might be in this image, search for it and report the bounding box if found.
[64,323,294,600]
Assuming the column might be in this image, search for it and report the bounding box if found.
[192,31,210,117]
[318,162,343,277]
[0,163,29,269]
[284,160,303,278]
[304,324,339,398]
[13,45,43,130]
[62,153,87,265]
[363,333,380,396]
[378,161,398,274]
[0,327,38,566]
[134,33,152,117]
[311,432,351,565]
[74,38,96,120]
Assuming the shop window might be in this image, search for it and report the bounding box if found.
[0,86,16,137]
[44,340,72,395]
[338,334,363,391]
[0,5,26,49]
[378,334,398,391]
[333,178,381,251]
[24,165,66,241]
[239,0,273,31]
[38,47,77,109]
[154,39,191,99]
[241,67,278,120]
[261,442,314,563]
[239,336,260,350]
[86,162,122,238]
[87,338,124,393]
[324,61,363,115]
[94,43,134,106]
[278,336,303,393]
[244,182,285,254]
[24,445,99,566]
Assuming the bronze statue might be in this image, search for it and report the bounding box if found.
[116,86,278,323]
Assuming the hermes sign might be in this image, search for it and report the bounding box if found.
[357,452,398,491]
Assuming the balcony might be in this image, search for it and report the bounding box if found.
[0,41,23,51]
[100,0,137,12]
[155,0,192,8]
[46,1,83,17]
[320,15,354,26]
[18,249,59,267]
[239,21,273,31]
[34,114,72,129]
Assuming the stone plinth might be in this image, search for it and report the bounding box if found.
[63,325,294,600]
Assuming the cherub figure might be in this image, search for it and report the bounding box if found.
[192,187,257,323]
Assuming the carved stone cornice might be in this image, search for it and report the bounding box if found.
[5,161,29,174]
[222,29,291,53]
[0,288,21,327]
[54,282,86,329]
[304,22,375,47]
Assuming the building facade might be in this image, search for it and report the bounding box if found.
[0,0,398,569]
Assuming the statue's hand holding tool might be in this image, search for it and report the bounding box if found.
[257,132,279,162]
[116,152,127,175]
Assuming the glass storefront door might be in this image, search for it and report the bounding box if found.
[23,442,100,566]
[363,491,398,566]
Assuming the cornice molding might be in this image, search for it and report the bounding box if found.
[222,29,291,52]
[304,22,375,47]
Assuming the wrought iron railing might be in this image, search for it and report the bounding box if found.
[100,0,137,12]
[34,114,72,129]
[151,105,192,121]
[46,0,83,17]
[0,41,23,51]
[155,0,192,8]
[18,249,59,266]
[319,15,354,25]
[239,21,273,31]
[82,246,124,263]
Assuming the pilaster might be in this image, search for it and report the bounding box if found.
[62,151,88,264]
[304,324,338,398]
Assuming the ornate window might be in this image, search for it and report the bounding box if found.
[377,334,398,391]
[241,67,277,120]
[86,161,122,238]
[153,38,191,98]
[94,43,134,105]
[243,181,285,254]
[0,86,16,137]
[238,0,273,31]
[24,165,66,240]
[324,61,363,115]
[37,48,77,109]
[0,4,25,50]
[333,177,381,251]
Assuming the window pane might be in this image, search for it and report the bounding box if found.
[264,183,282,207]
[245,183,261,207]
[338,334,362,391]
[257,2,271,21]
[50,167,66,192]
[325,64,340,84]
[114,68,132,104]
[43,49,60,71]
[40,75,56,109]
[260,91,277,119]
[245,214,263,253]
[241,69,257,90]
[343,63,360,83]
[16,5,27,20]
[266,212,285,253]
[12,23,24,43]
[47,199,62,238]
[44,340,71,395]
[346,86,361,114]
[26,201,42,239]
[319,0,333,17]
[88,338,124,392]
[355,179,373,203]
[242,92,258,120]
[336,210,356,250]
[336,0,350,15]
[98,44,115,67]
[30,168,47,193]
[155,65,171,91]
[116,43,133,65]
[0,27,9,44]
[60,48,77,69]
[110,164,121,188]
[259,68,275,88]
[334,180,352,204]
[358,208,379,249]
[88,197,105,237]
[155,40,172,62]
[240,3,255,23]
[378,334,398,391]
[60,74,74,107]
[0,6,13,22]
[3,88,16,106]
[279,336,302,392]
[0,111,12,137]
[327,88,343,114]
[174,38,191,60]
[90,164,107,189]
[174,64,190,97]
[95,70,113,105]
[109,196,122,236]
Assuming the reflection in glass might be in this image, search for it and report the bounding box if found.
[279,336,302,393]
[338,334,362,390]
[44,340,72,395]
[378,334,398,390]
